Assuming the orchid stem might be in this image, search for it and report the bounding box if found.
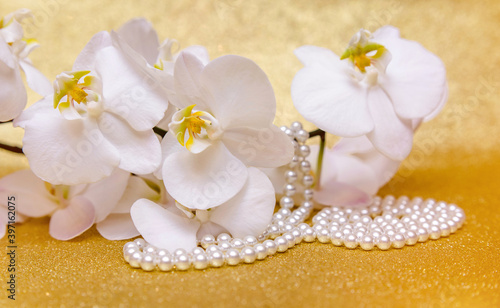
[153,126,167,138]
[0,120,13,124]
[0,142,23,154]
[308,129,326,190]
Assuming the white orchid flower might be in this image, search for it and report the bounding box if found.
[309,136,401,207]
[115,18,210,130]
[131,167,275,251]
[0,169,130,240]
[14,31,170,185]
[0,9,51,121]
[292,26,448,160]
[96,174,162,240]
[158,52,294,210]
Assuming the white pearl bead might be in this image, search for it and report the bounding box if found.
[298,145,310,157]
[124,247,138,263]
[405,231,418,245]
[143,245,157,255]
[200,234,216,248]
[123,242,138,253]
[140,254,156,271]
[331,231,343,246]
[429,225,441,240]
[129,252,143,268]
[231,238,245,249]
[217,233,232,242]
[275,236,289,252]
[280,196,294,209]
[417,228,429,242]
[301,200,314,209]
[303,228,316,242]
[191,247,205,255]
[344,234,358,249]
[284,128,294,138]
[376,235,391,250]
[391,233,405,249]
[254,244,268,260]
[295,129,309,143]
[360,235,374,250]
[243,235,258,246]
[174,248,187,257]
[157,249,170,258]
[290,121,303,132]
[292,229,303,244]
[241,247,257,263]
[303,175,314,187]
[134,238,146,250]
[283,183,297,197]
[206,245,220,254]
[264,240,278,255]
[303,189,314,201]
[283,233,296,248]
[289,156,299,168]
[439,223,451,237]
[218,241,232,251]
[175,254,191,271]
[225,249,241,266]
[209,251,225,267]
[300,160,311,173]
[285,170,298,183]
[193,253,209,270]
[158,255,174,271]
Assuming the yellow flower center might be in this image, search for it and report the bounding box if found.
[53,71,101,117]
[169,104,221,153]
[341,42,387,73]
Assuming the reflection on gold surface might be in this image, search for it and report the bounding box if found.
[0,0,499,306]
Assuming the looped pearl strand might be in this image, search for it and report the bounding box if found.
[123,122,465,271]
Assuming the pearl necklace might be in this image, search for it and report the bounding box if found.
[123,122,466,271]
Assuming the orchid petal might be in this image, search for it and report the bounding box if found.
[131,199,200,251]
[99,112,161,175]
[0,169,57,217]
[200,55,276,129]
[367,87,413,160]
[222,125,294,167]
[180,45,210,65]
[19,59,52,96]
[423,81,449,122]
[116,18,160,66]
[172,52,206,109]
[313,181,372,208]
[292,46,374,137]
[162,141,248,210]
[196,221,228,239]
[96,213,139,240]
[374,32,447,119]
[94,46,168,131]
[210,167,275,238]
[111,175,160,214]
[0,39,26,121]
[49,196,95,240]
[155,132,185,179]
[20,97,120,185]
[73,31,112,71]
[80,169,130,222]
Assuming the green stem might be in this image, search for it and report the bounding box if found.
[315,132,326,190]
[153,126,167,138]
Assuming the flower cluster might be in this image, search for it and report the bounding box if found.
[0,12,447,250]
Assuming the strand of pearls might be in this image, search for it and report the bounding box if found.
[123,122,465,271]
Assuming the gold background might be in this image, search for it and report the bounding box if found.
[1,0,500,307]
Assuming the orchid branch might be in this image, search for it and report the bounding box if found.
[308,128,326,189]
[0,142,23,154]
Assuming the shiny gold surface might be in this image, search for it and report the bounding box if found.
[1,0,499,307]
